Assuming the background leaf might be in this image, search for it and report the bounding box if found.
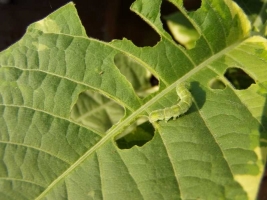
[165,12,200,49]
[0,1,267,199]
[71,90,124,133]
[233,0,267,35]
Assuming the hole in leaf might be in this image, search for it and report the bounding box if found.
[209,78,226,89]
[76,0,160,46]
[224,68,255,90]
[114,0,160,46]
[115,117,155,149]
[114,53,158,98]
[161,0,201,49]
[71,90,124,133]
[150,75,159,87]
[161,0,201,15]
[183,0,202,11]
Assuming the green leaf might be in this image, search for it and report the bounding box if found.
[0,1,267,199]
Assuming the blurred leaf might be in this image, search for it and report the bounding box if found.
[165,12,199,49]
[233,0,267,36]
[71,90,124,133]
[114,53,154,97]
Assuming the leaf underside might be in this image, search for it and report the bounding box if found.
[0,0,267,199]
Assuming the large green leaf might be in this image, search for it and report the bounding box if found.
[0,0,267,199]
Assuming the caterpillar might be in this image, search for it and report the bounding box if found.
[149,82,192,123]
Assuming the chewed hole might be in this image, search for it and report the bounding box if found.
[224,67,255,90]
[115,117,155,149]
[71,90,124,133]
[114,0,160,47]
[150,75,159,86]
[183,0,202,11]
[209,78,226,89]
[161,0,201,49]
[114,53,158,98]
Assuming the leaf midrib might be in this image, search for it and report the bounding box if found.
[35,34,249,199]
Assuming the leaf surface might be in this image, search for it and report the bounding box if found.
[0,1,267,200]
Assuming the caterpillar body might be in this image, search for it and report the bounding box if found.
[149,82,192,123]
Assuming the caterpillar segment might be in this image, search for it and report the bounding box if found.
[149,82,192,123]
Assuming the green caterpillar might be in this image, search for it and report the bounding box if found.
[149,82,192,123]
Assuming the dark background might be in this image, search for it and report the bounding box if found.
[0,0,201,50]
[0,0,266,199]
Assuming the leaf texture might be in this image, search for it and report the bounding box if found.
[0,1,267,199]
